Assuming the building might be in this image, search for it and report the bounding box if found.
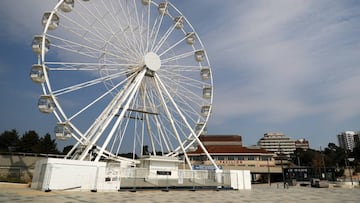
[188,135,281,177]
[337,131,359,151]
[257,132,296,158]
[295,139,310,151]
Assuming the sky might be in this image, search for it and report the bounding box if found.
[0,0,359,150]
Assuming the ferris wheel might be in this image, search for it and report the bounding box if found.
[30,0,217,169]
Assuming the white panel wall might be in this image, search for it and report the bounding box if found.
[225,170,252,190]
[31,158,107,191]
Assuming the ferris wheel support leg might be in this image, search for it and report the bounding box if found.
[94,70,147,162]
[153,75,193,170]
[154,75,219,171]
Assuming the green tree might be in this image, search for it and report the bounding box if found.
[0,129,20,152]
[292,149,319,166]
[19,131,40,153]
[324,143,346,167]
[62,145,73,155]
[38,133,59,154]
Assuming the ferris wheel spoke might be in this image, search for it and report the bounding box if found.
[161,64,203,71]
[97,0,143,60]
[68,75,132,121]
[58,4,140,62]
[58,11,107,47]
[160,69,211,87]
[161,50,196,64]
[78,0,139,58]
[45,61,138,71]
[52,70,128,96]
[135,0,146,55]
[158,35,187,57]
[144,1,151,53]
[117,1,143,58]
[152,18,178,53]
[47,33,135,63]
[150,7,166,52]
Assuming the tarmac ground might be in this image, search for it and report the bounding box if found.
[0,182,359,203]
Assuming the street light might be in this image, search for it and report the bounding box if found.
[267,156,271,186]
[347,157,355,186]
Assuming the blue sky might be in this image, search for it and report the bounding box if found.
[0,0,359,150]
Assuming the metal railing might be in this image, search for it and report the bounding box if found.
[117,168,232,191]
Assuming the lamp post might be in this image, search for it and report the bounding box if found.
[267,156,271,186]
[345,150,354,186]
[277,143,286,188]
[348,157,354,186]
[280,153,286,188]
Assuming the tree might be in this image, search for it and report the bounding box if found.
[324,143,346,167]
[19,131,40,153]
[62,145,73,155]
[38,133,59,154]
[292,149,318,167]
[0,129,20,152]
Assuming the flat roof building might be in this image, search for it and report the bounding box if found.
[338,131,359,151]
[257,132,296,158]
[295,138,310,151]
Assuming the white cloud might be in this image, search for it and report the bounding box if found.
[0,0,56,43]
[198,0,360,125]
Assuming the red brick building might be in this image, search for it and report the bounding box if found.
[188,135,279,174]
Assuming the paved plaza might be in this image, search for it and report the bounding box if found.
[0,183,359,203]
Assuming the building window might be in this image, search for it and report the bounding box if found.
[228,156,235,160]
[247,156,256,160]
[261,156,269,161]
[191,156,200,161]
[217,156,225,160]
[238,156,245,160]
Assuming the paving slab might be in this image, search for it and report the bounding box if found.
[0,183,359,203]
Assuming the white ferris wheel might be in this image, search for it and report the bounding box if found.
[31,0,217,169]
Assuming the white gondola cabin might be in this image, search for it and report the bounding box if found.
[202,86,212,99]
[30,64,46,83]
[201,105,211,117]
[200,67,210,81]
[174,16,183,29]
[32,35,50,55]
[38,95,56,113]
[54,123,72,140]
[158,2,168,15]
[195,122,207,135]
[59,0,74,13]
[186,32,196,45]
[42,12,59,30]
[195,50,205,62]
[142,0,150,5]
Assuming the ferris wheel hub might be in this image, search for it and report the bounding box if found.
[144,52,161,71]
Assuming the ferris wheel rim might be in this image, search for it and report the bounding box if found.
[33,0,214,163]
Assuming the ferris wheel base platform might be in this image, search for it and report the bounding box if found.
[31,158,251,192]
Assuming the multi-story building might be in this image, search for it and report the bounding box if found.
[257,132,296,158]
[188,135,279,174]
[295,138,310,151]
[338,131,359,151]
